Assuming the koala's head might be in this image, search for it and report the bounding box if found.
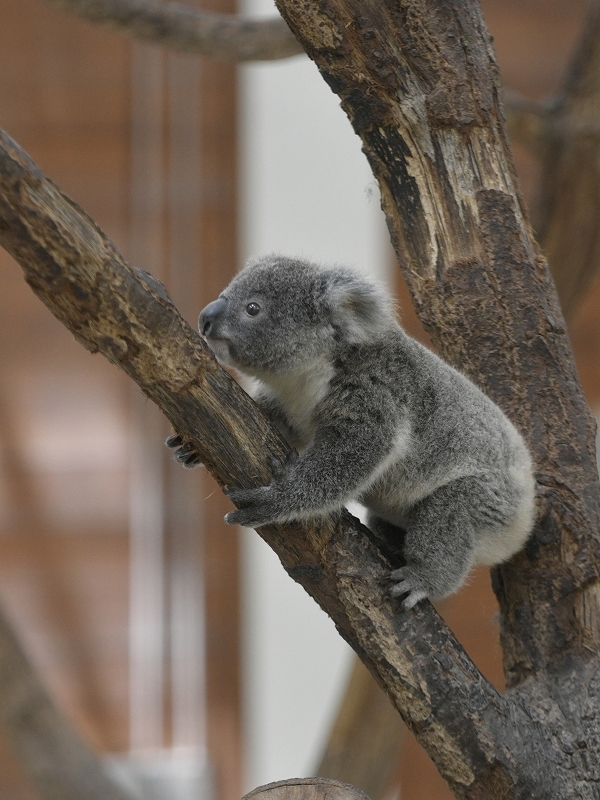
[199,254,396,376]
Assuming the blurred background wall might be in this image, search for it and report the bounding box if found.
[0,1,598,799]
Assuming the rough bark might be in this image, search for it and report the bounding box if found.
[43,0,303,60]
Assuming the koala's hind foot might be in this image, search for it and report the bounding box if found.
[387,477,486,610]
[388,567,428,609]
[366,514,426,609]
[165,434,203,469]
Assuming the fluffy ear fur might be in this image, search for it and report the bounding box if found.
[327,271,396,343]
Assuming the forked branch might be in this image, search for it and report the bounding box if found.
[0,128,533,799]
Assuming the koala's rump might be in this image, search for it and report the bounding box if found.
[358,351,534,557]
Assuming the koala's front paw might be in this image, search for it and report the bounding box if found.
[224,451,297,527]
[387,566,428,610]
[223,485,283,528]
[165,434,203,469]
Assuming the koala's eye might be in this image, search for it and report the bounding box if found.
[246,302,261,317]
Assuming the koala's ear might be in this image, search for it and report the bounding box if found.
[327,272,394,344]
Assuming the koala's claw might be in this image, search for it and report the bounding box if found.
[165,434,204,469]
[182,452,203,469]
[224,508,261,527]
[224,503,272,527]
[174,443,198,464]
[387,566,428,610]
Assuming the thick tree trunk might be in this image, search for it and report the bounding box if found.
[270,0,600,793]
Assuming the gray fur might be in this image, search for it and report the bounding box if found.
[175,254,536,609]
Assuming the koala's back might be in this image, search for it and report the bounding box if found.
[348,331,534,560]
[337,331,522,471]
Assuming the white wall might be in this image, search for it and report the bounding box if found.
[239,2,390,788]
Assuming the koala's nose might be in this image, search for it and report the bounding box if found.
[199,297,228,337]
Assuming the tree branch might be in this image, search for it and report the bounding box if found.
[0,605,134,800]
[0,127,544,799]
[42,0,303,61]
[502,90,545,152]
[315,659,404,798]
[533,0,600,320]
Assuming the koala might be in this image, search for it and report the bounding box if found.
[168,254,535,609]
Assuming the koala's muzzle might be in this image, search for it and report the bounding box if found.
[199,296,228,337]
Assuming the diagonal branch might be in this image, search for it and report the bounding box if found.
[42,0,303,61]
[0,128,534,799]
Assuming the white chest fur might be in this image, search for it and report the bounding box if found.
[260,357,335,441]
